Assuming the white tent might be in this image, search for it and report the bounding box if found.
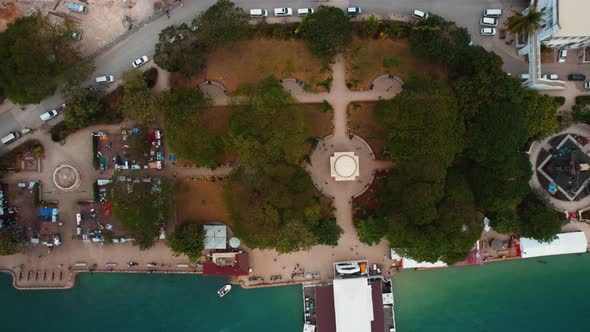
[204,225,227,250]
[333,277,373,332]
[520,232,587,258]
[390,249,447,269]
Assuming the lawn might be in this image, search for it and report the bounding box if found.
[347,102,388,155]
[346,38,447,90]
[300,103,333,139]
[206,39,331,92]
[175,180,231,227]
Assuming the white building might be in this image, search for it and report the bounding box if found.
[530,0,590,50]
[333,277,374,332]
[390,249,447,269]
[520,232,587,258]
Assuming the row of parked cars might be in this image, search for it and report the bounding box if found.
[479,9,502,36]
[250,6,429,20]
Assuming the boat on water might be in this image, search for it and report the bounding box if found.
[217,285,232,297]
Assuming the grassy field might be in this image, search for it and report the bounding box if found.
[300,103,333,139]
[206,39,331,92]
[346,38,447,89]
[347,102,388,154]
[175,180,231,227]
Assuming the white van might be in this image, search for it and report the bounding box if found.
[412,9,428,19]
[480,17,498,26]
[483,9,502,17]
[249,9,268,18]
[297,8,314,16]
[95,75,114,84]
[274,8,293,16]
[1,131,21,145]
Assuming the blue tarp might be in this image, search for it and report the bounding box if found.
[39,208,59,216]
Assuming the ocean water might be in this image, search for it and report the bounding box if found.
[2,254,590,332]
[0,273,303,332]
[392,253,590,332]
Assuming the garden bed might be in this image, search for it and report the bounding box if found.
[347,102,388,155]
[175,180,231,227]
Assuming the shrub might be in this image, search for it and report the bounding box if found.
[143,67,159,88]
[550,96,566,106]
[572,104,590,124]
[575,95,590,105]
[50,121,75,142]
[383,20,410,39]
[383,57,401,68]
[318,76,333,92]
[92,136,99,169]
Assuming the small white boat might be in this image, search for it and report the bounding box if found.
[217,284,231,297]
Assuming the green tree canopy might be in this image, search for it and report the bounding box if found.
[121,69,157,124]
[375,78,465,168]
[354,216,387,246]
[506,5,546,36]
[300,6,353,59]
[489,209,520,235]
[314,218,343,246]
[408,14,470,65]
[168,223,205,261]
[110,178,174,249]
[467,102,528,163]
[226,76,307,168]
[519,195,562,242]
[0,14,79,104]
[63,87,102,129]
[521,89,559,139]
[154,24,209,77]
[160,87,225,167]
[193,0,250,48]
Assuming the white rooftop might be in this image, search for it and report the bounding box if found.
[520,232,587,258]
[390,249,448,269]
[553,0,590,38]
[330,152,360,181]
[204,224,227,250]
[333,277,373,332]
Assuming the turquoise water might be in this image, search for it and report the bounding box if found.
[2,254,590,332]
[0,273,303,332]
[392,253,590,332]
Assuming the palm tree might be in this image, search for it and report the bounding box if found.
[506,5,546,36]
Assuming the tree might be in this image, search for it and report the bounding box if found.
[193,0,250,48]
[467,102,528,163]
[159,88,224,167]
[0,229,20,256]
[468,153,532,212]
[314,218,343,246]
[121,69,157,124]
[300,6,353,59]
[375,78,464,168]
[506,5,546,36]
[489,209,520,235]
[154,24,209,77]
[226,76,307,168]
[0,14,79,104]
[408,14,470,65]
[519,195,562,242]
[572,104,590,124]
[521,90,559,139]
[110,178,174,249]
[359,14,380,39]
[63,87,102,129]
[168,223,205,261]
[354,216,386,246]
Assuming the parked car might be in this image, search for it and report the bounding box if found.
[483,9,502,17]
[480,27,497,36]
[347,7,362,16]
[568,74,586,81]
[1,131,21,145]
[67,31,82,40]
[542,74,559,80]
[558,49,567,63]
[480,17,498,26]
[584,82,590,90]
[520,73,530,81]
[297,8,314,16]
[95,75,115,84]
[40,109,59,121]
[249,9,268,18]
[132,56,149,68]
[412,9,428,19]
[65,2,87,13]
[274,8,293,16]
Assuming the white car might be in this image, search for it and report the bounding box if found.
[40,109,59,121]
[558,49,567,63]
[480,27,497,36]
[132,56,149,68]
[347,7,362,16]
[584,82,590,90]
[297,8,314,16]
[412,10,428,19]
[274,8,292,16]
[480,17,498,26]
[542,74,559,80]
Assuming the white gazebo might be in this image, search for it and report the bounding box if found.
[330,152,360,181]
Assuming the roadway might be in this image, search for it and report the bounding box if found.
[0,0,538,155]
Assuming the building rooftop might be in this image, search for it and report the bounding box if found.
[554,0,590,38]
[520,232,587,258]
[203,224,227,249]
[333,277,373,332]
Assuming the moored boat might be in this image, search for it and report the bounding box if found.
[217,284,231,297]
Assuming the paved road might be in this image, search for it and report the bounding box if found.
[0,0,537,155]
